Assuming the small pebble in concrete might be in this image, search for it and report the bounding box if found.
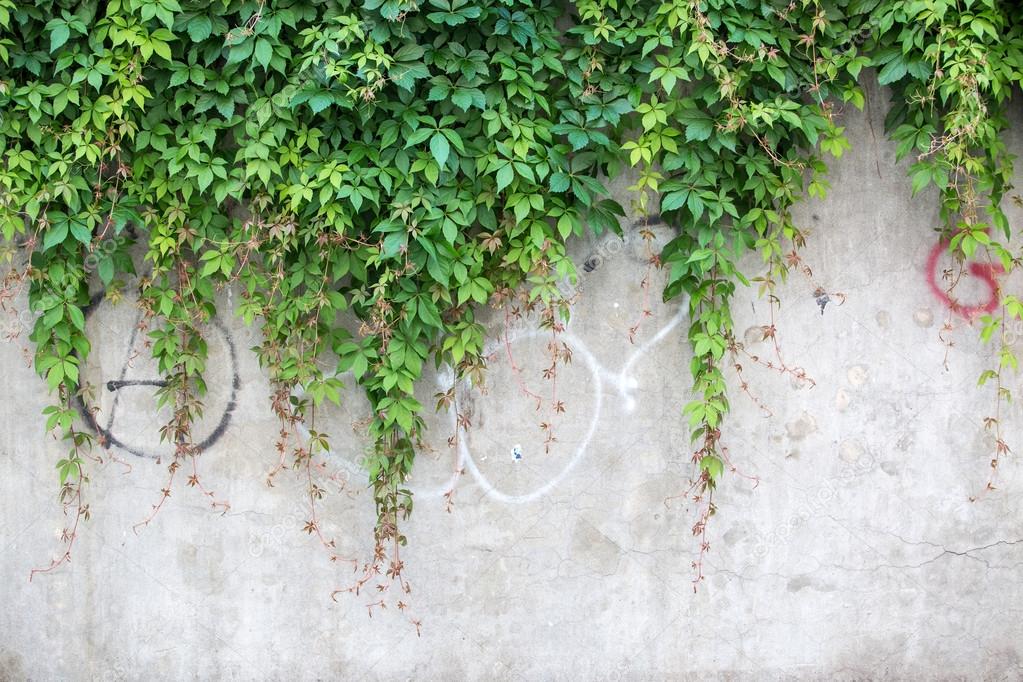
[914,307,934,328]
[839,439,866,464]
[835,388,851,411]
[785,412,818,440]
[847,364,869,387]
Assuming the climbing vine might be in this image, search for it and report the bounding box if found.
[1,0,1021,611]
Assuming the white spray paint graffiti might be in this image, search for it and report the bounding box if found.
[297,305,686,504]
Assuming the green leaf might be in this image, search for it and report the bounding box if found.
[496,163,514,192]
[187,16,213,42]
[308,92,332,114]
[429,132,450,167]
[876,58,907,85]
[393,44,425,62]
[169,68,190,88]
[98,258,114,285]
[49,23,70,53]
[549,173,570,193]
[69,219,92,244]
[677,109,713,142]
[661,190,688,212]
[152,38,172,61]
[43,221,69,251]
[442,219,457,244]
[226,39,254,64]
[450,90,472,111]
[557,214,573,239]
[66,305,85,331]
[254,38,273,69]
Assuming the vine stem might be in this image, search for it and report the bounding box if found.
[30,364,91,579]
[29,468,84,581]
[302,442,353,566]
[30,406,87,581]
[500,306,544,409]
[133,455,179,534]
[974,301,1012,501]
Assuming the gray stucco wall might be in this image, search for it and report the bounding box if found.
[2,79,1023,679]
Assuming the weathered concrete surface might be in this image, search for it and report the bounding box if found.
[3,79,1023,680]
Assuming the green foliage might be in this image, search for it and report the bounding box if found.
[2,0,1021,585]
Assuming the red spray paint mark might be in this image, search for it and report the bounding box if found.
[925,240,1004,319]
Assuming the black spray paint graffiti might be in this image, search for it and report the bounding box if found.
[74,291,240,459]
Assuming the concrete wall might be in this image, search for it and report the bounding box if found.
[2,80,1023,680]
